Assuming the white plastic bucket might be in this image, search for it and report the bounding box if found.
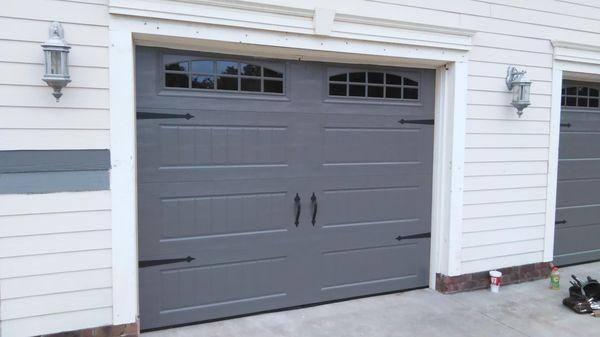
[490,270,502,293]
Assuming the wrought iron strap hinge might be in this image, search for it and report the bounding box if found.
[560,123,571,128]
[399,119,434,125]
[396,232,431,241]
[137,112,194,120]
[555,219,567,225]
[139,256,195,268]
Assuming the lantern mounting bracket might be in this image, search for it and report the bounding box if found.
[506,66,527,90]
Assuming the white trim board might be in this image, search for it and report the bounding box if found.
[546,42,600,261]
[109,11,468,324]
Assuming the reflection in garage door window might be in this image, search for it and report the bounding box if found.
[562,84,600,109]
[328,69,420,101]
[164,57,284,94]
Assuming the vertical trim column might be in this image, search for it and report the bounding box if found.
[109,21,138,325]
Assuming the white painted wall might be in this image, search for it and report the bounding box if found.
[0,0,111,336]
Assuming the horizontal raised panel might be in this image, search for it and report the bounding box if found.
[461,251,544,274]
[463,213,546,233]
[462,239,544,261]
[468,75,551,95]
[466,134,549,148]
[464,187,547,205]
[465,161,547,176]
[462,225,546,248]
[463,200,547,219]
[0,190,110,216]
[0,40,108,68]
[3,0,108,26]
[0,307,112,337]
[1,268,111,299]
[471,32,553,54]
[0,230,111,258]
[0,129,109,150]
[467,105,550,122]
[0,86,108,109]
[468,90,552,108]
[464,175,547,191]
[0,210,110,237]
[1,288,111,320]
[465,148,549,162]
[466,119,549,135]
[0,62,108,89]
[0,17,108,46]
[469,46,553,68]
[0,107,109,130]
[469,61,552,82]
[0,249,111,278]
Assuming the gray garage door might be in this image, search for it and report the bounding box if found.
[136,47,434,330]
[555,81,600,266]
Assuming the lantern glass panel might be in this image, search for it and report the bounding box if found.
[521,83,530,102]
[50,51,62,75]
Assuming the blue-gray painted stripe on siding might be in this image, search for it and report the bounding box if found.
[0,170,109,194]
[0,150,110,173]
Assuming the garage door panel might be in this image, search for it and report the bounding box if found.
[558,131,600,159]
[556,180,600,207]
[558,159,600,180]
[554,223,600,265]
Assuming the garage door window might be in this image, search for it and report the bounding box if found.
[562,85,600,108]
[164,58,284,94]
[328,70,420,101]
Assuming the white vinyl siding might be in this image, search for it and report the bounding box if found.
[0,0,111,336]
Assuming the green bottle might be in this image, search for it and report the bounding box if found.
[550,266,560,290]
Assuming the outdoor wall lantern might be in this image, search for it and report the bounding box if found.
[506,66,531,116]
[41,22,71,101]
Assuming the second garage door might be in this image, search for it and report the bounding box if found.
[136,47,435,330]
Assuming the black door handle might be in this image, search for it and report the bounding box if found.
[294,193,301,227]
[311,193,318,226]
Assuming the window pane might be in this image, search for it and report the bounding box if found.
[330,73,347,82]
[591,88,599,97]
[165,73,189,88]
[386,74,402,85]
[403,87,419,100]
[217,61,238,75]
[241,64,261,77]
[386,86,402,99]
[217,76,238,90]
[329,83,346,96]
[191,60,213,73]
[191,75,214,89]
[561,96,566,106]
[578,87,589,96]
[566,87,577,95]
[590,98,599,108]
[368,86,384,98]
[241,78,261,92]
[368,72,384,84]
[264,68,283,78]
[403,77,419,86]
[566,96,576,106]
[349,72,366,83]
[349,85,366,97]
[578,97,588,107]
[264,80,283,93]
[165,61,188,72]
[562,88,566,94]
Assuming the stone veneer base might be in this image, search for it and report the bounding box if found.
[36,322,139,337]
[436,262,552,293]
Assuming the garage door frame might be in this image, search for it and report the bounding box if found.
[108,14,471,325]
[549,42,600,265]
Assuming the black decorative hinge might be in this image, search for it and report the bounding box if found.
[555,219,567,225]
[560,123,571,128]
[399,119,434,125]
[137,112,194,120]
[139,256,194,268]
[396,232,431,241]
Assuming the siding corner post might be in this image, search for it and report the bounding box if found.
[109,21,138,326]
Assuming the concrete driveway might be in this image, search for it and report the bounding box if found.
[143,261,600,337]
